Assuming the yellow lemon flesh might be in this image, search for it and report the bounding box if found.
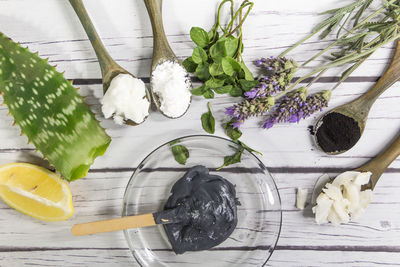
[0,163,73,221]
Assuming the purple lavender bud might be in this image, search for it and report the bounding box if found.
[232,121,243,129]
[244,89,259,99]
[255,60,263,67]
[263,118,275,129]
[225,106,236,116]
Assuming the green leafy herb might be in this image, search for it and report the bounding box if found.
[184,0,255,98]
[195,63,210,81]
[192,47,208,64]
[170,140,189,165]
[190,27,210,48]
[201,102,215,134]
[214,85,233,94]
[182,57,197,73]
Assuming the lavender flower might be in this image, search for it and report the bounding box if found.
[247,57,298,99]
[255,56,298,78]
[263,88,331,129]
[225,97,275,128]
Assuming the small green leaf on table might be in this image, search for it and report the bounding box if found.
[170,140,190,165]
[217,147,244,170]
[224,120,243,141]
[201,102,215,134]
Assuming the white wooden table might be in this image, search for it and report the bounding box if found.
[1,0,400,266]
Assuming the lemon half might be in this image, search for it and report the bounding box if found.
[0,163,73,221]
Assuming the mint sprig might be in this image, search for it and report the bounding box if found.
[183,0,254,99]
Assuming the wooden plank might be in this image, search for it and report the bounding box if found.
[0,171,399,250]
[0,0,394,78]
[1,248,400,266]
[1,81,400,170]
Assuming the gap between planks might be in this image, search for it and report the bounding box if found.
[69,76,383,85]
[2,245,400,253]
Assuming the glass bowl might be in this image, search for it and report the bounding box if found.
[122,135,282,266]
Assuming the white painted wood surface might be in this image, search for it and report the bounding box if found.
[1,0,400,266]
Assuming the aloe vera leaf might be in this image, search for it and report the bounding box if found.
[0,33,111,182]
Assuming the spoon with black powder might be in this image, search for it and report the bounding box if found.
[71,166,239,254]
[314,40,400,155]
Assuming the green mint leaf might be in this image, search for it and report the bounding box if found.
[190,27,210,48]
[171,145,190,165]
[209,62,224,76]
[225,37,239,57]
[191,85,207,96]
[217,148,244,170]
[203,88,215,99]
[192,47,208,64]
[239,79,258,91]
[224,120,242,141]
[214,85,233,94]
[201,102,215,134]
[182,57,198,73]
[208,30,219,43]
[237,140,262,155]
[240,62,254,81]
[208,30,214,41]
[229,86,243,97]
[210,40,227,60]
[222,75,236,85]
[196,63,211,81]
[222,57,241,76]
[205,78,225,89]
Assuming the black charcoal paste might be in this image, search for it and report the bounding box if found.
[155,165,240,254]
[315,112,361,153]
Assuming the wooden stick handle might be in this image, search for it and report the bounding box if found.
[71,213,156,236]
[353,40,400,110]
[357,132,400,190]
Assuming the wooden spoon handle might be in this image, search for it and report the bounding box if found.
[71,214,156,236]
[356,132,400,190]
[143,0,176,69]
[354,40,400,110]
[69,0,116,76]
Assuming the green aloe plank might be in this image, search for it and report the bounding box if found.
[0,32,111,181]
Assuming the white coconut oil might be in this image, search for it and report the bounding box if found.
[101,74,150,125]
[312,171,372,226]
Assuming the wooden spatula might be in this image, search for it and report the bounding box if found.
[72,208,181,236]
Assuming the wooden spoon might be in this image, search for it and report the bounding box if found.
[72,208,181,236]
[143,0,192,119]
[312,131,400,204]
[314,40,400,155]
[69,0,150,126]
